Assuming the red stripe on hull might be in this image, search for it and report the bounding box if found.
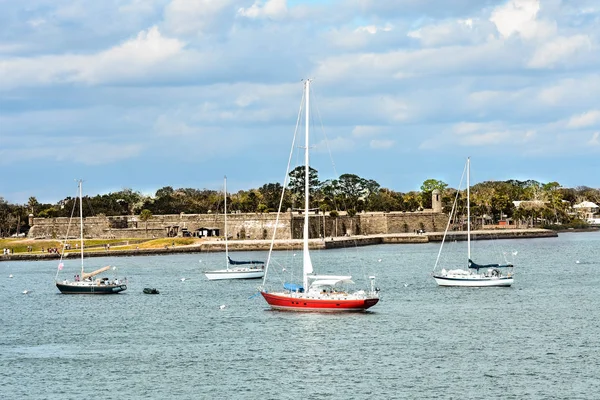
[261,292,378,312]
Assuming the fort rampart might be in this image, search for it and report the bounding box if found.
[28,211,449,240]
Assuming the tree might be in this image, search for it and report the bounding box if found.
[323,173,380,211]
[420,179,448,193]
[420,179,448,210]
[288,165,320,209]
[139,209,153,237]
[27,197,40,215]
[258,183,285,211]
[365,188,402,212]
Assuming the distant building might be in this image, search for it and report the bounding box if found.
[512,200,547,209]
[573,201,599,221]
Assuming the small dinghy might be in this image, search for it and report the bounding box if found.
[143,288,160,294]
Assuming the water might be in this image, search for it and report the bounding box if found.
[1,232,600,399]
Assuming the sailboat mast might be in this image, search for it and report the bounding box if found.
[303,79,313,290]
[224,176,229,270]
[78,180,84,276]
[467,157,471,261]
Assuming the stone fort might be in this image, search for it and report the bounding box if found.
[28,191,447,240]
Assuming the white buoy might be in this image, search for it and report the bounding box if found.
[181,277,187,281]
[576,260,580,264]
[9,274,13,278]
[404,283,410,287]
[219,304,226,310]
[378,259,382,262]
[22,290,30,294]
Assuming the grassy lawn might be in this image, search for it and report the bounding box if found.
[0,238,154,254]
[116,237,203,250]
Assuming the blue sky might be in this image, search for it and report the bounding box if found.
[1,0,600,204]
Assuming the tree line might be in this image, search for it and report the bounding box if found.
[2,167,599,236]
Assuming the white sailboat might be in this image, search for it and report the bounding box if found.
[259,79,380,311]
[204,176,265,280]
[55,180,127,294]
[432,158,514,287]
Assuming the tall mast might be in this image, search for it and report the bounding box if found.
[224,176,229,270]
[467,157,471,261]
[79,180,84,275]
[303,79,313,290]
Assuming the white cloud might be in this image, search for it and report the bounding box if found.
[28,18,46,28]
[355,24,392,35]
[352,125,386,137]
[460,131,511,146]
[567,110,600,129]
[528,35,591,68]
[238,0,288,19]
[589,132,600,146]
[407,18,484,47]
[313,136,355,153]
[370,139,395,149]
[0,26,185,88]
[326,24,395,50]
[164,0,235,35]
[453,122,490,135]
[154,115,204,137]
[0,143,143,166]
[490,0,543,39]
[119,0,158,15]
[420,123,536,150]
[235,94,260,107]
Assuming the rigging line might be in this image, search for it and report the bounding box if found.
[433,161,468,273]
[262,85,305,288]
[312,87,365,278]
[56,183,79,281]
[312,84,339,180]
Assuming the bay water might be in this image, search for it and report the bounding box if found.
[1,232,599,399]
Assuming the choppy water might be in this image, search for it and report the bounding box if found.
[1,232,600,399]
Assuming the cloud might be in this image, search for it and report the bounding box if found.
[0,142,143,166]
[407,18,489,47]
[164,0,235,36]
[370,139,395,149]
[490,0,544,39]
[420,122,536,150]
[352,125,386,137]
[0,26,185,88]
[567,110,600,128]
[313,136,355,153]
[589,132,600,146]
[355,24,393,35]
[528,35,592,68]
[237,0,288,19]
[154,115,205,137]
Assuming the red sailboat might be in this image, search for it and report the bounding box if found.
[259,79,379,312]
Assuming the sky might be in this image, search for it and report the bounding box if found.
[1,0,600,204]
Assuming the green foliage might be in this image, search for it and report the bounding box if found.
[420,179,448,193]
[6,174,600,229]
[139,209,153,237]
[347,209,357,217]
[543,219,592,231]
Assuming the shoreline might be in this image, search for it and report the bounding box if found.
[1,228,560,262]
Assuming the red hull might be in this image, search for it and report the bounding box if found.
[261,291,379,312]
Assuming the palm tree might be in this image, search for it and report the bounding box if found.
[139,209,153,237]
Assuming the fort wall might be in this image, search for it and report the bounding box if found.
[28,211,449,240]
